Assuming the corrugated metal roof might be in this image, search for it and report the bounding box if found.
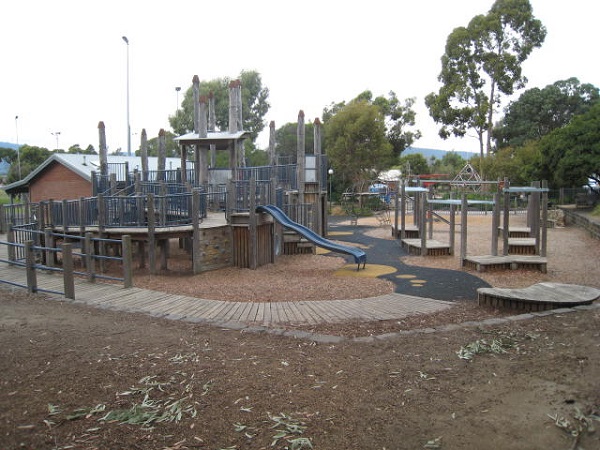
[175,130,250,149]
[3,153,184,194]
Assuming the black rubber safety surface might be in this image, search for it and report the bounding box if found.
[327,220,491,302]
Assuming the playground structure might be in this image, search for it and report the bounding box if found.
[1,75,366,278]
[385,175,550,272]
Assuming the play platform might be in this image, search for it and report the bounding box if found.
[477,283,600,312]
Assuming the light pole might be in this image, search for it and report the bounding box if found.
[51,131,61,150]
[122,35,131,156]
[175,86,181,113]
[328,168,334,213]
[15,115,21,179]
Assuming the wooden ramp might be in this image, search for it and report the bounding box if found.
[463,255,547,273]
[477,283,600,312]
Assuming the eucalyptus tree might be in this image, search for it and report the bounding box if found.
[425,0,546,159]
[325,100,393,184]
[169,70,270,142]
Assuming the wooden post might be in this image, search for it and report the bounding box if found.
[400,183,406,239]
[502,178,510,256]
[541,180,549,257]
[122,235,133,288]
[491,193,499,256]
[460,194,468,264]
[44,227,54,268]
[85,232,95,282]
[427,191,433,240]
[297,110,305,206]
[109,173,117,195]
[420,191,427,256]
[78,197,86,236]
[159,182,167,227]
[532,181,541,255]
[192,190,201,274]
[25,240,37,294]
[0,204,5,234]
[147,193,156,275]
[98,194,106,232]
[62,242,75,299]
[62,199,69,232]
[449,202,455,256]
[7,226,15,263]
[268,120,276,166]
[141,129,149,181]
[249,177,258,269]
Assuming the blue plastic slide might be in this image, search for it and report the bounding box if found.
[257,205,367,270]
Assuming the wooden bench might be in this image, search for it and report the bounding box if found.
[477,283,600,312]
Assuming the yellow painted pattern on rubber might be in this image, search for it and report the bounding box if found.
[335,264,396,278]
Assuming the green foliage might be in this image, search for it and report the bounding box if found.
[6,145,51,183]
[68,144,97,154]
[274,122,315,160]
[323,90,419,191]
[474,141,541,184]
[397,153,430,176]
[494,78,600,148]
[324,100,393,184]
[426,0,546,156]
[134,131,180,158]
[170,70,270,142]
[430,152,467,178]
[538,102,600,187]
[0,189,10,205]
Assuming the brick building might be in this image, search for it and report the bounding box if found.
[3,154,182,202]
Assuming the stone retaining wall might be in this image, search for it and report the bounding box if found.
[561,208,600,240]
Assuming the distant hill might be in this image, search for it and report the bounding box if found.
[0,142,19,176]
[403,146,478,161]
[0,142,19,151]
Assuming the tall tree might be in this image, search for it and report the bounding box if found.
[170,70,270,142]
[494,78,599,148]
[6,145,51,183]
[538,102,600,188]
[325,100,393,184]
[274,122,315,160]
[396,153,430,176]
[425,0,546,159]
[134,131,180,158]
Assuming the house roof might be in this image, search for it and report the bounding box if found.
[2,153,184,195]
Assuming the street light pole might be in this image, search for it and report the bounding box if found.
[15,115,21,179]
[51,131,61,150]
[175,86,181,113]
[122,36,131,156]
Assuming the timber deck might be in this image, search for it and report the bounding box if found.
[463,255,548,273]
[477,283,600,312]
[497,226,531,238]
[507,238,537,255]
[401,238,451,256]
[0,258,453,326]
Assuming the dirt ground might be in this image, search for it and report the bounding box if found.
[1,213,599,449]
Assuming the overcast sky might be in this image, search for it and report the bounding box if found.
[1,0,598,155]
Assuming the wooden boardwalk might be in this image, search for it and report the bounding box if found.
[0,250,453,327]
